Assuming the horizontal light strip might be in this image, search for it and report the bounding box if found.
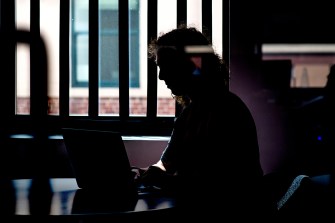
[184,45,214,54]
[262,44,335,54]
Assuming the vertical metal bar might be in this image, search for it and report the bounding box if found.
[0,0,16,118]
[222,0,230,76]
[202,0,212,43]
[177,0,187,27]
[146,0,158,119]
[175,0,187,116]
[59,0,70,117]
[0,0,15,178]
[30,0,40,118]
[30,0,48,120]
[0,0,16,32]
[119,0,130,119]
[88,0,99,117]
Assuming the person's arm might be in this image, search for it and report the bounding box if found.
[138,125,179,186]
[138,109,188,186]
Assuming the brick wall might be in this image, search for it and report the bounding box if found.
[17,97,176,115]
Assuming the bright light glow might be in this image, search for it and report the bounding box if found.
[262,44,335,54]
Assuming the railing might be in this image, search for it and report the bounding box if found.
[0,0,229,136]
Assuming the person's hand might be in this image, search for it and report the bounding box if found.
[131,166,147,184]
[140,165,167,186]
[131,165,166,185]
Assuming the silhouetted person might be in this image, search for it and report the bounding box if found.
[292,64,335,176]
[134,25,272,221]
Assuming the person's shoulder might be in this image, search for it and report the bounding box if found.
[225,91,248,105]
[226,90,239,99]
[209,89,250,112]
[223,91,255,116]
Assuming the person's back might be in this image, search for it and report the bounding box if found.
[172,89,265,220]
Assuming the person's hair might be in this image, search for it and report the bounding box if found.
[148,25,229,106]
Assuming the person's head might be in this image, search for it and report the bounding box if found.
[148,25,229,105]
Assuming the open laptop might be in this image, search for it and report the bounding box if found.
[61,128,138,197]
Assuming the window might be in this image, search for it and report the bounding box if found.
[9,0,226,135]
[262,44,335,88]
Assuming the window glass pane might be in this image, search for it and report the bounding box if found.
[98,0,119,115]
[262,44,335,88]
[70,0,89,115]
[129,0,142,116]
[15,0,30,115]
[40,0,60,115]
[16,44,30,115]
[157,0,177,117]
[187,0,202,31]
[134,0,148,117]
[212,0,223,58]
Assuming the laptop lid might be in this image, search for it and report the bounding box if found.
[61,128,136,193]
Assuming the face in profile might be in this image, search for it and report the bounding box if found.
[156,47,196,96]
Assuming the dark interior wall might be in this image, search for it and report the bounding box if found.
[229,1,277,174]
[229,0,335,175]
[229,1,292,174]
[259,1,335,44]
